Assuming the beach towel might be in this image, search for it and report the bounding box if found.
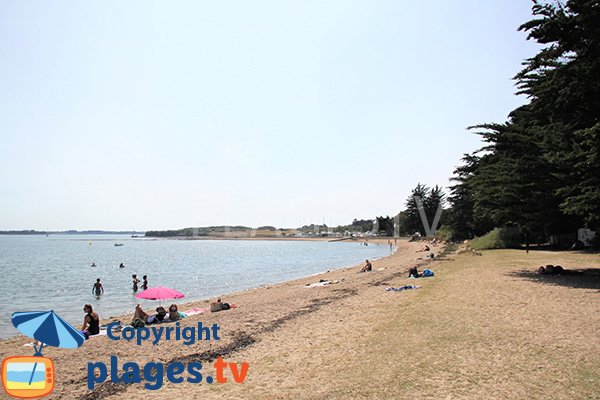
[304,280,339,288]
[183,307,210,316]
[385,285,421,292]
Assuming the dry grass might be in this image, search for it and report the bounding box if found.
[1,242,598,399]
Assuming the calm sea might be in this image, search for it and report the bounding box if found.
[0,235,389,338]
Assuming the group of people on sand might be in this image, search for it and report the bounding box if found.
[132,303,185,326]
[79,302,187,339]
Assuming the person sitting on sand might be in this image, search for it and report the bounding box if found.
[92,278,104,296]
[408,266,419,278]
[168,304,181,321]
[81,304,100,339]
[417,245,430,252]
[359,259,373,273]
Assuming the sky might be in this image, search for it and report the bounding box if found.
[0,1,541,231]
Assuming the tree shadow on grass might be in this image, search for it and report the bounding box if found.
[508,269,600,291]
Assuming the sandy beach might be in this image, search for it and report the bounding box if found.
[1,239,598,399]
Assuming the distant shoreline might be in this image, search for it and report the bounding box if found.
[0,230,144,235]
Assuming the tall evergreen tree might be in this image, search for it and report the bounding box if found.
[403,183,430,235]
[516,0,600,230]
[448,0,597,243]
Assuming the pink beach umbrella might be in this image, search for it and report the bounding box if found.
[135,286,185,306]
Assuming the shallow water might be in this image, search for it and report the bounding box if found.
[0,235,389,338]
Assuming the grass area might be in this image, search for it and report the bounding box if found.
[334,249,600,399]
[471,227,522,250]
[226,248,599,399]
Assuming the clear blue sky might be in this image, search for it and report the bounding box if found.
[0,1,540,230]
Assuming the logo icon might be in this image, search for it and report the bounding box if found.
[2,311,85,399]
[2,356,54,399]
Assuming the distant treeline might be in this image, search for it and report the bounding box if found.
[0,230,47,235]
[145,226,253,237]
[0,230,144,235]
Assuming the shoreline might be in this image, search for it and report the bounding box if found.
[0,237,403,341]
[0,238,440,399]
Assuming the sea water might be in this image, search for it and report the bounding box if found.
[0,235,389,338]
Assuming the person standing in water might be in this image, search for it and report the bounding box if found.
[132,274,140,292]
[92,278,104,296]
[142,275,148,291]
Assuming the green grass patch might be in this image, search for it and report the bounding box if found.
[470,227,522,250]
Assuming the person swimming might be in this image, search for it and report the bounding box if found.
[90,262,97,267]
[132,274,140,292]
[119,263,125,269]
[92,278,104,296]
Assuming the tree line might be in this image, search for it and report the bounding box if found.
[373,2,598,247]
[445,0,599,245]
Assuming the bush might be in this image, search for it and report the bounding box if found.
[470,227,522,250]
[434,225,453,241]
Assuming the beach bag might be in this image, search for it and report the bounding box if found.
[131,318,145,328]
[422,269,434,277]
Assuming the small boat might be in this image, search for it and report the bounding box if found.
[114,243,124,247]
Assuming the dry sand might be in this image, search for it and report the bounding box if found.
[1,240,598,400]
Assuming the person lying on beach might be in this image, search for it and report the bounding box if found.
[359,259,373,273]
[416,245,430,253]
[92,278,104,296]
[538,265,583,276]
[210,298,232,312]
[131,304,163,325]
[133,304,150,322]
[81,304,100,339]
[155,306,167,322]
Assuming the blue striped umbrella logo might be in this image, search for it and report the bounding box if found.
[12,311,85,350]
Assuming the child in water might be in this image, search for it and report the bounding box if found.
[142,275,148,291]
[92,278,104,296]
[132,274,140,292]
